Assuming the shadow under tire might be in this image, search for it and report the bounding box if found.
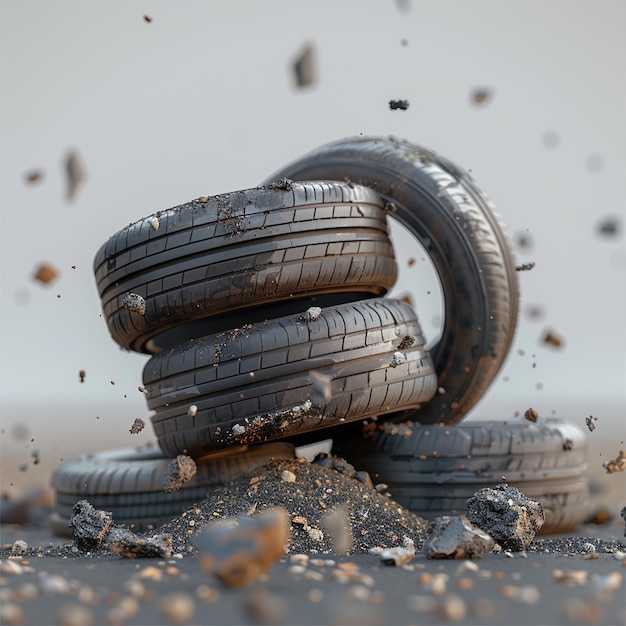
[263,136,519,424]
[94,180,397,353]
[143,297,438,458]
[50,443,295,536]
[333,419,590,534]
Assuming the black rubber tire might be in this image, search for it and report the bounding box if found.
[333,419,590,534]
[143,297,438,458]
[263,136,519,424]
[94,180,398,353]
[50,442,295,536]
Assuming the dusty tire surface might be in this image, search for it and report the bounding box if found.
[50,443,295,536]
[95,180,397,353]
[333,419,590,534]
[143,297,438,458]
[263,136,519,424]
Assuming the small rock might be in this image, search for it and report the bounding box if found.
[0,603,25,625]
[602,450,625,474]
[232,424,245,436]
[147,216,160,231]
[542,329,564,348]
[163,455,197,493]
[437,594,467,622]
[281,470,296,483]
[33,263,58,285]
[195,507,290,587]
[379,541,415,566]
[389,99,410,110]
[246,588,287,625]
[0,560,24,575]
[524,408,539,423]
[64,149,86,201]
[466,484,544,551]
[389,351,406,368]
[306,527,324,543]
[553,569,588,586]
[129,418,145,435]
[188,405,198,417]
[58,603,95,626]
[122,292,146,315]
[300,306,322,322]
[69,500,113,551]
[157,592,195,624]
[11,540,28,556]
[585,415,598,432]
[40,575,70,595]
[515,262,536,272]
[292,43,316,88]
[423,515,494,559]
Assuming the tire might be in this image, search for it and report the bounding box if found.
[262,136,519,424]
[143,297,438,458]
[50,442,295,536]
[333,419,590,534]
[94,180,398,353]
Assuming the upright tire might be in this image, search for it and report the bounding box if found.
[334,419,590,533]
[50,443,295,535]
[143,298,438,458]
[94,180,397,353]
[263,136,519,424]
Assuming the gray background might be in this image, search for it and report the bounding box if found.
[1,0,624,493]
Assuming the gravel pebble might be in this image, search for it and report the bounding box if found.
[157,592,196,624]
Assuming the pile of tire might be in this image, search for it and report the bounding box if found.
[51,136,590,535]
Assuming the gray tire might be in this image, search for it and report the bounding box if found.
[333,419,590,533]
[50,443,295,536]
[143,298,438,458]
[94,181,397,353]
[263,136,519,424]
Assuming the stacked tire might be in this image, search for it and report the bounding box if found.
[51,136,590,535]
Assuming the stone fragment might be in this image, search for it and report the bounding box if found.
[122,292,146,315]
[524,408,539,423]
[129,418,145,434]
[602,450,625,474]
[69,500,172,558]
[195,507,290,587]
[466,484,544,551]
[292,43,316,88]
[423,515,495,559]
[33,263,59,285]
[163,455,197,493]
[58,603,95,626]
[11,540,28,556]
[157,592,195,624]
[379,538,415,566]
[300,306,322,322]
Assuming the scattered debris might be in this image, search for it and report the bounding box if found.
[423,515,495,559]
[390,351,406,368]
[24,169,43,184]
[129,418,145,434]
[69,500,172,558]
[195,507,289,587]
[292,42,316,89]
[122,292,146,315]
[33,263,59,285]
[79,369,86,383]
[309,370,332,403]
[524,408,539,423]
[515,262,535,272]
[147,216,160,231]
[470,88,492,106]
[542,329,564,348]
[232,424,245,436]
[585,415,598,432]
[300,306,322,322]
[64,149,86,201]
[188,404,198,417]
[163,455,197,492]
[265,178,293,191]
[466,484,544,551]
[602,450,625,474]
[138,386,148,394]
[389,99,410,110]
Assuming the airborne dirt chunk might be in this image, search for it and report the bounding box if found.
[64,149,86,201]
[129,418,145,434]
[466,484,544,551]
[33,263,59,285]
[389,99,410,110]
[602,450,625,474]
[585,415,598,432]
[524,408,539,423]
[195,507,289,587]
[423,515,495,559]
[163,455,197,493]
[292,42,316,88]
